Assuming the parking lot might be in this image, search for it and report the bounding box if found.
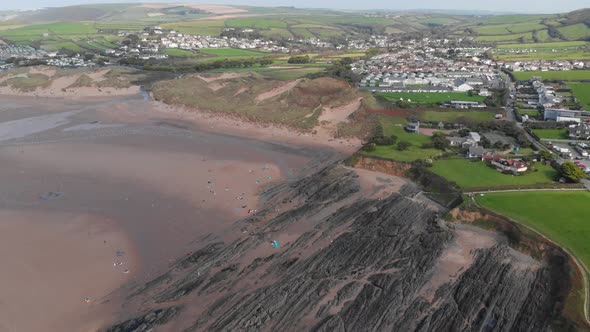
[548,141,590,173]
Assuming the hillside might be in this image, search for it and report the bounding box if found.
[151,74,367,132]
[0,4,471,43]
[453,9,590,44]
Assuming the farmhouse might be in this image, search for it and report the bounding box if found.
[482,155,528,173]
[447,132,481,148]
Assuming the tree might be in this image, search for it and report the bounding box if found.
[560,161,587,182]
[539,150,553,161]
[258,58,274,66]
[287,55,311,64]
[397,141,411,151]
[432,133,450,150]
[457,128,470,137]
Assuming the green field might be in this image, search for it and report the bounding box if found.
[420,110,496,123]
[161,20,225,35]
[496,41,588,50]
[480,14,553,25]
[532,128,569,139]
[474,22,545,35]
[0,22,98,38]
[431,159,557,189]
[517,109,540,117]
[259,27,293,38]
[162,48,196,57]
[198,48,265,57]
[513,70,590,81]
[569,82,590,109]
[376,92,485,103]
[495,51,590,61]
[558,23,590,41]
[476,191,590,279]
[226,18,288,29]
[475,32,534,43]
[361,116,442,162]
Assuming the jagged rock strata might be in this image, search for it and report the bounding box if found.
[107,165,566,332]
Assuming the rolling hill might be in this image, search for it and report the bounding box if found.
[453,8,590,44]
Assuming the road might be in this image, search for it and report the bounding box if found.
[504,75,571,165]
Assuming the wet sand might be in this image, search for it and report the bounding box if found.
[0,210,135,332]
[0,93,342,330]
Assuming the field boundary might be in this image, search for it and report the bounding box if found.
[473,196,590,327]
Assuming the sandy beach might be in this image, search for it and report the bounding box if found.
[0,210,136,332]
[0,92,347,330]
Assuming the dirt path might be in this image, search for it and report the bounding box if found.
[255,79,301,102]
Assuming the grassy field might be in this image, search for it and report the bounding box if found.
[479,14,553,25]
[558,23,590,41]
[162,48,196,57]
[474,22,545,35]
[495,51,590,61]
[420,110,497,123]
[361,116,442,162]
[476,191,590,280]
[532,128,569,139]
[517,109,540,117]
[431,158,557,189]
[513,70,590,81]
[475,32,534,43]
[198,48,266,57]
[496,41,588,50]
[569,82,590,109]
[376,92,485,103]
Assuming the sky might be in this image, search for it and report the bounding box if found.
[1,0,588,13]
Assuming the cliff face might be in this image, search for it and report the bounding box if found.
[107,165,567,332]
[354,155,412,177]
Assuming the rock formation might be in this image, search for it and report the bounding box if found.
[107,165,569,332]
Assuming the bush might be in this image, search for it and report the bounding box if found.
[432,132,450,150]
[397,141,411,151]
[370,135,398,146]
[422,142,435,149]
[288,55,311,64]
[363,143,377,152]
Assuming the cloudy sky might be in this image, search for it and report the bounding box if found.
[1,0,588,13]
